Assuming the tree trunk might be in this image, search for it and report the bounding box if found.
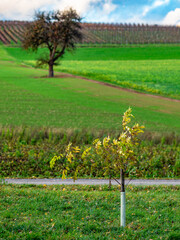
[49,63,54,77]
[120,169,125,227]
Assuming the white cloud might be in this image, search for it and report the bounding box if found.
[0,0,117,21]
[142,0,170,16]
[102,0,117,14]
[162,8,180,25]
[0,0,52,19]
[54,0,99,15]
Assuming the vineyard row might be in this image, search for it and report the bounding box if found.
[0,21,180,45]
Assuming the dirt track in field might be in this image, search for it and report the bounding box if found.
[43,72,180,103]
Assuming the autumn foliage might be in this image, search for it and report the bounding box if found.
[22,8,83,77]
[50,108,145,181]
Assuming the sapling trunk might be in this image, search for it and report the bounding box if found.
[109,174,112,189]
[120,168,125,227]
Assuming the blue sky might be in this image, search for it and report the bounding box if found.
[0,0,180,25]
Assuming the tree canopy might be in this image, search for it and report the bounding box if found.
[22,8,83,77]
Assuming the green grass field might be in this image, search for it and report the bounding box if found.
[4,44,180,61]
[1,45,180,239]
[5,45,180,99]
[0,46,180,133]
[0,184,179,240]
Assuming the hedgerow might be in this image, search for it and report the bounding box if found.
[0,127,179,178]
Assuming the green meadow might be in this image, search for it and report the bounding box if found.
[0,184,179,240]
[0,45,180,133]
[5,45,180,99]
[4,44,180,61]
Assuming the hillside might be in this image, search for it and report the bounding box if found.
[0,21,180,45]
[0,45,180,133]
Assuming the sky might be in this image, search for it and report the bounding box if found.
[0,0,180,25]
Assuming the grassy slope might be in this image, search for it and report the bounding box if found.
[5,45,180,99]
[59,59,180,99]
[5,45,180,61]
[0,47,180,132]
[0,184,179,240]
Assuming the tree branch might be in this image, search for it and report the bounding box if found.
[53,44,66,62]
[113,178,121,185]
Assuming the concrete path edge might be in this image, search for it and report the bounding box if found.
[2,178,180,185]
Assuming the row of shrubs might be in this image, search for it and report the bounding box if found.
[0,127,179,178]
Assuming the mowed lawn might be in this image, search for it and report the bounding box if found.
[0,184,179,240]
[5,45,180,99]
[0,46,180,132]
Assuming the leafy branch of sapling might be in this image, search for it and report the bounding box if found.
[50,108,144,181]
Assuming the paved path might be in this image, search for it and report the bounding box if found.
[3,178,180,185]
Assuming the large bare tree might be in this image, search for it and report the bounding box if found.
[22,8,83,77]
